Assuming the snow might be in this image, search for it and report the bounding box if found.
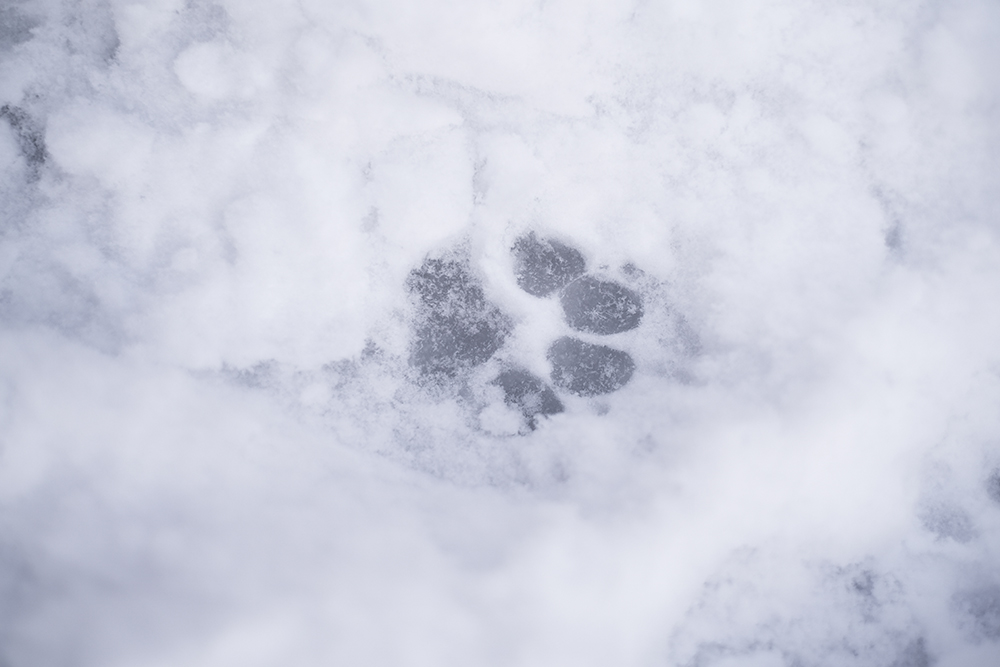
[1,0,999,665]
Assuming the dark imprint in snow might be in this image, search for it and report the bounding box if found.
[547,336,635,397]
[408,257,511,377]
[493,368,564,429]
[511,232,586,297]
[560,275,643,335]
[512,233,642,395]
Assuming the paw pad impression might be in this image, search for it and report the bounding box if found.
[547,336,635,397]
[511,232,586,296]
[493,368,565,428]
[559,276,643,335]
[408,257,512,378]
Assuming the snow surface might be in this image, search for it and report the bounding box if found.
[1,0,1000,665]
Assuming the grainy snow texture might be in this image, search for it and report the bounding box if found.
[1,0,1000,665]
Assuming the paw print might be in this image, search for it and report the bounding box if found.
[407,233,642,430]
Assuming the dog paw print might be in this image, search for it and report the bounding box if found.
[407,233,642,431]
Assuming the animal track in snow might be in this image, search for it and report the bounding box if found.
[406,232,644,430]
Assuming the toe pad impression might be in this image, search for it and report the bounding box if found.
[512,233,587,297]
[547,336,635,396]
[560,276,643,335]
[494,369,564,426]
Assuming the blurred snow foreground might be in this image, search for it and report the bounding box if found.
[1,0,1000,665]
